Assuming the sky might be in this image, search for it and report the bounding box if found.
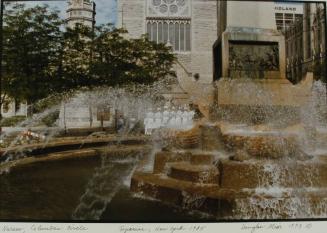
[21,0,117,26]
[7,0,317,26]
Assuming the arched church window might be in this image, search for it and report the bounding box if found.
[147,22,152,41]
[180,23,185,51]
[158,22,163,43]
[169,22,175,47]
[163,22,169,43]
[152,22,158,41]
[185,23,191,51]
[174,23,179,51]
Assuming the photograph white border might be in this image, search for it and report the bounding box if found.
[1,0,327,232]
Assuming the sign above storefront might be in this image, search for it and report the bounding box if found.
[274,3,303,14]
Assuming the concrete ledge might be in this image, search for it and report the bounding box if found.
[220,160,327,189]
[168,162,219,184]
[0,135,149,162]
[0,145,151,173]
[153,151,191,174]
[131,171,327,218]
[190,154,214,165]
[216,75,312,107]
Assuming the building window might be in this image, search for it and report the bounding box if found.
[285,13,294,20]
[275,13,304,31]
[295,14,303,22]
[146,19,191,52]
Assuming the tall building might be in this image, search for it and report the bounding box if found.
[66,0,96,29]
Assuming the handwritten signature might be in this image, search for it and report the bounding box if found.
[240,222,313,233]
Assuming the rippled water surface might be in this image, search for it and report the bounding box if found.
[0,158,212,221]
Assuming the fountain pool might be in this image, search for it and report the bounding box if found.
[0,156,214,221]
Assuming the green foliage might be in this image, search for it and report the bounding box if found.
[58,24,94,92]
[61,24,176,89]
[41,110,60,127]
[90,25,176,86]
[0,115,26,127]
[3,4,63,106]
[33,90,76,114]
[3,5,176,112]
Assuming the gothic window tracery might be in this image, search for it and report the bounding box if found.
[146,0,191,52]
[148,0,189,16]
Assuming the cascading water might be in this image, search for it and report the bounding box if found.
[127,76,327,220]
[229,80,327,219]
[71,153,140,220]
[0,77,195,220]
[1,71,327,220]
[0,105,61,165]
[67,79,196,220]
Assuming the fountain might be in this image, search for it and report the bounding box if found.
[130,27,327,219]
[0,80,175,220]
[0,18,326,221]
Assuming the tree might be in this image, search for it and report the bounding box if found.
[3,5,176,117]
[61,23,176,88]
[3,3,63,114]
[90,24,176,87]
[58,23,94,93]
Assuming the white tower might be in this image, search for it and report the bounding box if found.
[66,0,96,29]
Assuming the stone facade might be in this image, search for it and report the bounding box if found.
[117,0,221,116]
[117,0,218,88]
[226,1,276,29]
[118,1,316,118]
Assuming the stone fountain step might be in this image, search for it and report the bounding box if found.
[221,132,300,159]
[153,151,216,174]
[220,159,327,189]
[200,125,224,151]
[131,171,327,218]
[190,153,215,165]
[316,127,327,149]
[131,171,240,216]
[167,162,219,184]
[153,151,191,174]
[175,136,201,149]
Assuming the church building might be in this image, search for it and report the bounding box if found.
[117,0,221,85]
[116,0,280,113]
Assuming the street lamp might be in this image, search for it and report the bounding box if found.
[0,0,66,134]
